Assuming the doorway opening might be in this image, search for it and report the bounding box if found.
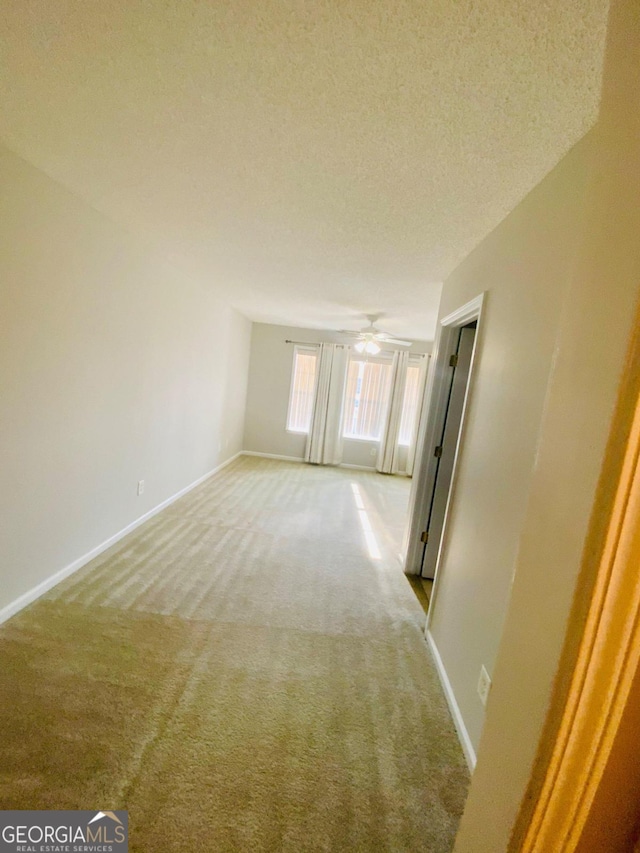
[421,321,476,579]
[404,294,484,594]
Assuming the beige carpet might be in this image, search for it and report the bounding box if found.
[0,456,468,851]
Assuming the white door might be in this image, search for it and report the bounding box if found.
[421,324,476,579]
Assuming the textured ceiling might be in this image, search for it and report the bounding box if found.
[0,0,609,340]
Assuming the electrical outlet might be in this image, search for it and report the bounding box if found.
[370,447,377,457]
[477,665,491,706]
[137,480,145,496]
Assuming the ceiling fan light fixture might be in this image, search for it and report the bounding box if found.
[365,340,381,355]
[354,341,366,353]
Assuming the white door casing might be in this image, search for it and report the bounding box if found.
[403,293,485,585]
[421,325,476,579]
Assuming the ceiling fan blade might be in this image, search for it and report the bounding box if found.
[338,330,363,337]
[380,337,412,347]
[376,328,406,340]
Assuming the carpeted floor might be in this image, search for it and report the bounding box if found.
[0,456,469,852]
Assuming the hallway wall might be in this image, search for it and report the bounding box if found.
[450,0,640,848]
[428,130,595,754]
[0,146,251,616]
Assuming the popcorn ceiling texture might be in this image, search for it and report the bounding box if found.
[0,0,609,339]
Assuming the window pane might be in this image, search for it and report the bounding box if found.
[343,358,392,440]
[398,364,422,446]
[287,350,317,433]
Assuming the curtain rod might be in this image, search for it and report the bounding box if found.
[285,339,344,347]
[285,339,427,356]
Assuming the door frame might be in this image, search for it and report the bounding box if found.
[404,292,485,586]
[421,324,476,580]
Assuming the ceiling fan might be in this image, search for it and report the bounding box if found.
[339,315,412,354]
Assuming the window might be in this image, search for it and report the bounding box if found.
[342,357,392,441]
[342,355,424,445]
[398,363,422,446]
[286,347,318,433]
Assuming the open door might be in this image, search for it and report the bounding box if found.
[403,292,484,582]
[420,324,476,578]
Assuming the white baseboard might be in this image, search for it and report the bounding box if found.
[0,452,242,626]
[242,451,305,463]
[242,452,378,471]
[426,629,477,771]
[339,462,376,471]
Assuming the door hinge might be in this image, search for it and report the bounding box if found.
[449,353,459,368]
[420,530,429,544]
[434,445,443,458]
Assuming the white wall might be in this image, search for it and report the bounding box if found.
[426,131,595,754]
[243,322,431,468]
[449,0,640,848]
[0,146,251,615]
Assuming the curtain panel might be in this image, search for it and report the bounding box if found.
[376,350,409,474]
[405,355,429,476]
[304,343,348,466]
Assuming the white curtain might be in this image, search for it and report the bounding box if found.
[305,343,348,466]
[377,350,409,474]
[405,355,429,476]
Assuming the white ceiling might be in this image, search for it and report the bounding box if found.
[0,0,609,341]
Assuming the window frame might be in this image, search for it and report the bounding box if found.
[341,353,394,443]
[397,359,425,447]
[285,345,319,435]
[341,351,426,445]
